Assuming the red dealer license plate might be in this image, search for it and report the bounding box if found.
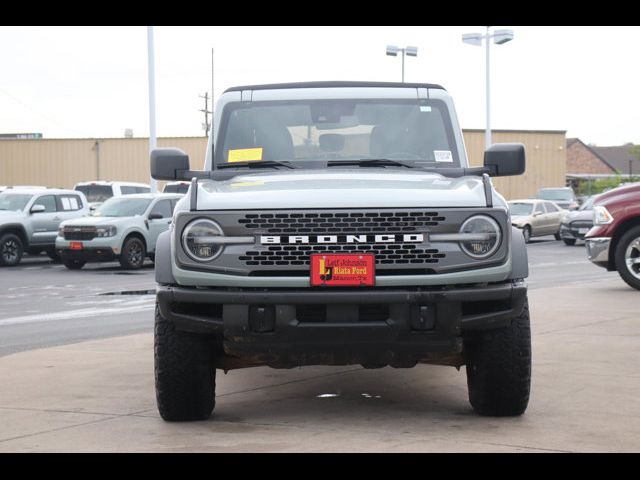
[310,254,375,287]
[70,242,83,250]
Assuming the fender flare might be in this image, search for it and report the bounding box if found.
[508,226,529,279]
[155,230,176,285]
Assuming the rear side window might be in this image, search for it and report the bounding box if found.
[34,195,57,212]
[534,203,545,214]
[120,186,137,195]
[149,199,172,219]
[58,195,83,211]
[545,202,559,212]
[136,186,150,193]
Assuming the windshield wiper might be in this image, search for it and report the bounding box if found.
[327,159,415,169]
[217,161,295,170]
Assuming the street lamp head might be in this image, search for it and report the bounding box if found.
[462,33,483,46]
[493,29,514,45]
[386,45,399,56]
[405,46,418,57]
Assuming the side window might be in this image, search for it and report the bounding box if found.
[149,200,172,219]
[534,203,545,214]
[545,202,558,212]
[35,195,57,213]
[58,195,83,211]
[120,186,137,195]
[136,186,150,193]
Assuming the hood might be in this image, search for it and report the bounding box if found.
[510,214,530,222]
[563,209,593,222]
[595,182,640,206]
[60,215,137,227]
[0,210,26,224]
[196,170,492,210]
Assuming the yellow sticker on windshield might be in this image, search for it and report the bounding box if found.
[228,147,263,163]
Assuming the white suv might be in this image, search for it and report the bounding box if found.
[73,181,150,210]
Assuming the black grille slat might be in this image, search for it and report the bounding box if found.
[240,210,444,235]
[63,226,97,241]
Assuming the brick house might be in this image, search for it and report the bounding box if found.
[566,138,617,179]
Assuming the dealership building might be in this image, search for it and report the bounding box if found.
[0,129,566,200]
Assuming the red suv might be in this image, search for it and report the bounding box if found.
[585,183,640,289]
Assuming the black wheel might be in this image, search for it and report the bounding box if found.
[464,298,531,416]
[554,232,561,241]
[563,239,576,246]
[614,225,640,290]
[155,303,216,421]
[0,233,24,266]
[148,253,155,264]
[119,236,146,270]
[62,258,86,270]
[522,226,531,244]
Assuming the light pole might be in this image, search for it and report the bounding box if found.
[462,27,514,149]
[147,26,158,193]
[386,45,418,83]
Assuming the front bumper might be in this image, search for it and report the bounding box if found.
[157,281,527,369]
[560,224,592,240]
[58,247,118,263]
[585,237,610,268]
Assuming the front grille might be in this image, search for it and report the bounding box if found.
[238,211,446,234]
[63,226,97,241]
[239,243,445,267]
[570,220,593,230]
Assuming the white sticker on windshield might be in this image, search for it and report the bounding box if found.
[420,106,432,112]
[434,150,453,163]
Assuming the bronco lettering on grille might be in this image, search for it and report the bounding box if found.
[260,234,424,245]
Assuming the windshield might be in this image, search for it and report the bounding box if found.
[163,183,189,194]
[75,185,113,203]
[0,193,32,212]
[579,196,596,210]
[216,99,460,168]
[537,188,574,201]
[93,197,151,217]
[509,203,534,216]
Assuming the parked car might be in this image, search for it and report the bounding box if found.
[73,181,150,211]
[162,181,190,194]
[559,194,598,246]
[536,187,579,210]
[56,193,183,270]
[0,188,89,266]
[585,183,640,290]
[509,199,565,243]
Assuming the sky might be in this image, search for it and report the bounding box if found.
[1,26,639,146]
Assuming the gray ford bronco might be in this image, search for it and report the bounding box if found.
[151,81,530,421]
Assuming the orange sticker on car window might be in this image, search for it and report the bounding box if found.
[228,147,263,163]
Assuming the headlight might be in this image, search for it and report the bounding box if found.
[593,206,613,225]
[182,218,223,261]
[459,215,501,259]
[96,226,117,237]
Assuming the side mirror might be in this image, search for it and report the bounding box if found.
[148,213,163,221]
[150,148,190,181]
[484,143,525,177]
[30,204,45,214]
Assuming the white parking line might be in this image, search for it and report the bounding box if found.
[0,300,155,326]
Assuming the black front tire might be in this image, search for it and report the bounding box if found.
[46,249,62,263]
[464,299,531,416]
[614,225,640,290]
[522,226,531,244]
[0,233,24,266]
[563,238,576,246]
[554,232,561,240]
[155,303,216,421]
[119,237,146,270]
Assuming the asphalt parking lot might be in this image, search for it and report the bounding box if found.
[0,236,638,452]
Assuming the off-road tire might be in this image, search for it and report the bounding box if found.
[62,257,86,270]
[464,299,531,416]
[0,233,24,266]
[614,225,640,290]
[155,303,216,421]
[563,239,576,246]
[522,226,531,244]
[119,236,146,270]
